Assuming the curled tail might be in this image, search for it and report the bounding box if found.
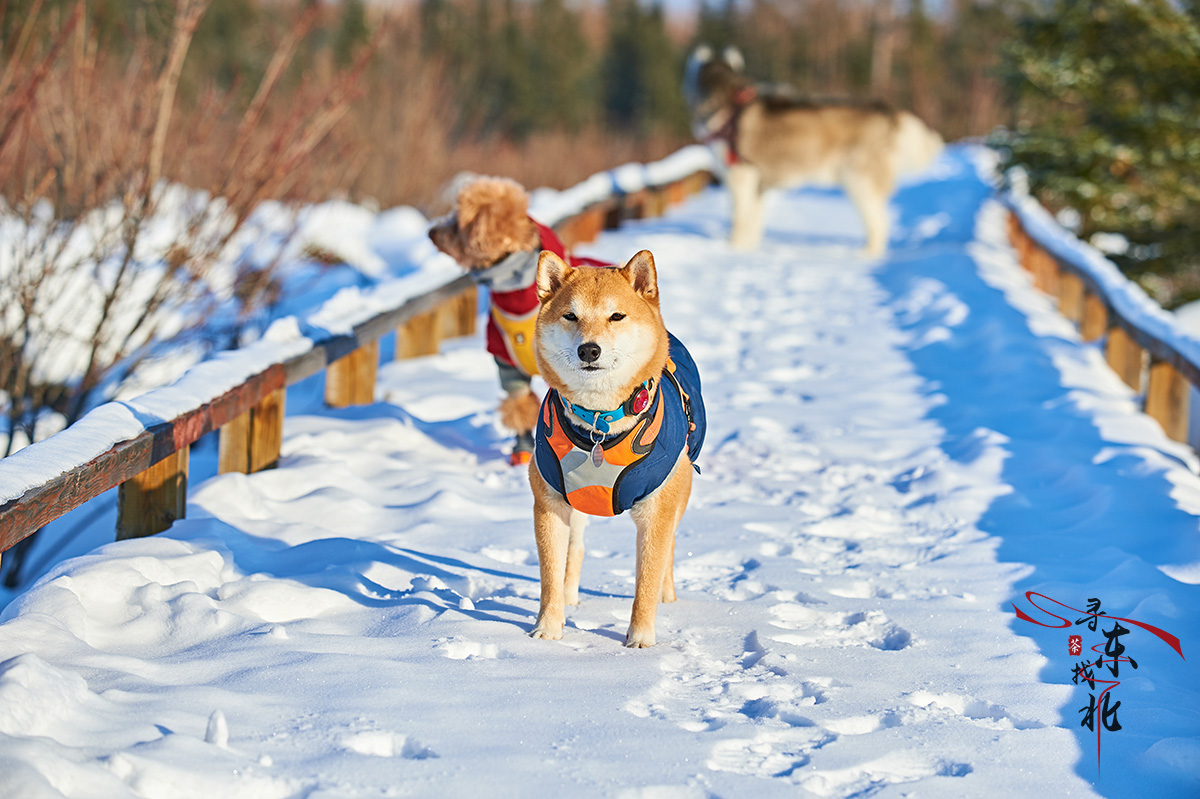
[893,112,944,177]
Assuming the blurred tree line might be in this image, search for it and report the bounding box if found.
[2,0,1017,213]
[996,0,1200,308]
[415,0,1013,143]
[12,0,1197,308]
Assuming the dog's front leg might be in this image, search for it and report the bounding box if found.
[564,511,587,606]
[627,513,673,648]
[626,458,693,647]
[530,475,572,639]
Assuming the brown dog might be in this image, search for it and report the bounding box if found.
[527,250,706,647]
[429,177,574,464]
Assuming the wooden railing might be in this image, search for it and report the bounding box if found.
[0,154,715,568]
[1005,194,1198,450]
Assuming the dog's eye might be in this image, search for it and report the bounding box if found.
[609,313,626,322]
[563,312,578,322]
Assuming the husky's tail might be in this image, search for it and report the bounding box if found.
[893,112,944,177]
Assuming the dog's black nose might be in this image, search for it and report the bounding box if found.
[578,342,601,363]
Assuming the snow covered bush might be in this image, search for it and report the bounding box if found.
[0,0,375,456]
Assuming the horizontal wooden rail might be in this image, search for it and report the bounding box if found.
[1006,210,1195,453]
[0,162,714,567]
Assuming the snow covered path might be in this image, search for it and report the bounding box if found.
[2,147,1198,798]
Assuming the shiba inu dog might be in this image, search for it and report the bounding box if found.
[528,249,705,648]
[684,45,943,254]
[428,177,570,465]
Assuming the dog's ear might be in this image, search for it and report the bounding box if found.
[455,184,484,229]
[537,251,571,302]
[721,46,745,73]
[620,250,658,301]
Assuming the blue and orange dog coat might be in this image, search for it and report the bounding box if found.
[534,333,706,517]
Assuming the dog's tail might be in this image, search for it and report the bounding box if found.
[893,112,944,177]
[498,388,541,434]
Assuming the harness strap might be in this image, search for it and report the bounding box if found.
[662,361,701,474]
[703,85,758,166]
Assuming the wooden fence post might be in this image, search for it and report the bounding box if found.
[397,310,440,360]
[1030,246,1059,297]
[456,287,477,337]
[625,190,647,221]
[1043,250,1061,300]
[1081,292,1108,342]
[604,201,622,231]
[1057,271,1085,323]
[1030,246,1045,289]
[117,448,188,540]
[666,180,685,206]
[1007,212,1021,254]
[657,187,671,213]
[326,340,379,407]
[1146,361,1190,443]
[1105,326,1145,391]
[218,411,250,474]
[436,298,457,339]
[554,216,575,248]
[219,388,286,474]
[585,206,605,242]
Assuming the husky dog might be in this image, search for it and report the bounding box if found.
[429,177,568,465]
[684,45,944,254]
[528,250,705,648]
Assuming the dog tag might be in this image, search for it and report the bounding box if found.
[590,441,605,468]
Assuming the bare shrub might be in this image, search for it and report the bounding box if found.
[0,0,378,457]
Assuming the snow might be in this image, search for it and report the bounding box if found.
[528,144,718,226]
[1,145,1198,797]
[1173,301,1200,339]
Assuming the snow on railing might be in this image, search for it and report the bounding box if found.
[1003,186,1199,451]
[0,147,717,557]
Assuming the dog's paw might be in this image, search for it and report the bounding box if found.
[530,620,564,640]
[624,626,656,648]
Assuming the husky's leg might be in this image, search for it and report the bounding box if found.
[627,454,693,647]
[728,164,764,250]
[564,510,587,606]
[843,170,891,257]
[530,469,573,640]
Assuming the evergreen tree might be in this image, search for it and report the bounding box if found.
[529,0,593,132]
[997,0,1200,305]
[494,0,538,136]
[333,0,370,67]
[603,0,687,135]
[190,0,267,90]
